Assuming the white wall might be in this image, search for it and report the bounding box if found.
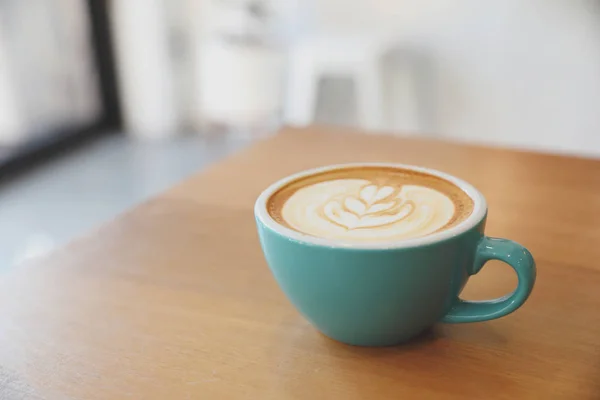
[314,0,600,156]
[0,26,23,143]
[110,0,178,138]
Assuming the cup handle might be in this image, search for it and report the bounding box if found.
[441,236,536,323]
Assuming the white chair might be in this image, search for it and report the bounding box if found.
[282,32,431,133]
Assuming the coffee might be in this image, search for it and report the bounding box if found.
[267,166,474,242]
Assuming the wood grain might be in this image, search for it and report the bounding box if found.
[2,126,600,399]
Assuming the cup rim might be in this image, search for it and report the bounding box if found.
[254,163,487,249]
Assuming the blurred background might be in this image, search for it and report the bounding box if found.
[1,0,599,266]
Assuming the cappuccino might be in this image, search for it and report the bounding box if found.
[267,166,474,242]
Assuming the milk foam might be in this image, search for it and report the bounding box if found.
[281,179,455,242]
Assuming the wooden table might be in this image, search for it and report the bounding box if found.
[2,126,600,399]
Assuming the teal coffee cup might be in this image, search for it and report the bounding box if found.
[255,163,536,346]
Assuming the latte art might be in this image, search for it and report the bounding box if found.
[267,166,474,243]
[282,180,455,241]
[323,184,415,230]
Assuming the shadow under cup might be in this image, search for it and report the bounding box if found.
[255,164,536,347]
